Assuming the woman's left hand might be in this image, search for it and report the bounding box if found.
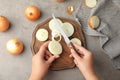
[29,41,59,80]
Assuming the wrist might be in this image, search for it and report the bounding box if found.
[78,67,99,80]
[84,71,99,80]
[29,73,44,80]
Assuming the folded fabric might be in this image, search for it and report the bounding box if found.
[75,0,120,69]
[112,55,120,69]
[104,31,120,59]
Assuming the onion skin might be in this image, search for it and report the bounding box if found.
[56,0,65,2]
[0,16,10,32]
[6,38,24,55]
[24,5,41,21]
[88,16,100,29]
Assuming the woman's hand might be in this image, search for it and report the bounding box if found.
[70,43,99,80]
[29,41,59,80]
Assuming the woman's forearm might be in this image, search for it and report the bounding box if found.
[83,70,100,80]
[29,73,43,80]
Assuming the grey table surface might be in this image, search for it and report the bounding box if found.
[0,0,120,80]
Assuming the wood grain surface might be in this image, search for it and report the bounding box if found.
[31,17,86,70]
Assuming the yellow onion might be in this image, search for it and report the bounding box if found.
[0,16,10,32]
[56,0,65,2]
[6,38,24,55]
[24,5,41,21]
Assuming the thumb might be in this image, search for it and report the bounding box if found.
[71,49,81,61]
[74,59,78,65]
[47,56,58,64]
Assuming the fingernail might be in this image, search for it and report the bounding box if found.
[69,46,73,49]
[54,55,60,58]
[69,55,71,58]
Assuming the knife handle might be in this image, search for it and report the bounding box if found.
[69,42,84,57]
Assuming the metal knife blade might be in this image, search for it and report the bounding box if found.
[52,14,83,57]
[52,14,70,45]
[52,14,84,57]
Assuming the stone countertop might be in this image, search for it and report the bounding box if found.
[0,0,120,80]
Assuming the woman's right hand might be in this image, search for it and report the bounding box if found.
[70,43,100,80]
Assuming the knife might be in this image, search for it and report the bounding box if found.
[52,14,83,57]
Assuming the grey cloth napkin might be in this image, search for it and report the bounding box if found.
[75,0,120,69]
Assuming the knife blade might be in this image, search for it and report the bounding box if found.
[52,14,83,57]
[52,14,70,45]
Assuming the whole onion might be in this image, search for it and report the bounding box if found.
[6,38,24,55]
[0,16,10,32]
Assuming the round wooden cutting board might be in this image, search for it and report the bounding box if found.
[31,17,86,70]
